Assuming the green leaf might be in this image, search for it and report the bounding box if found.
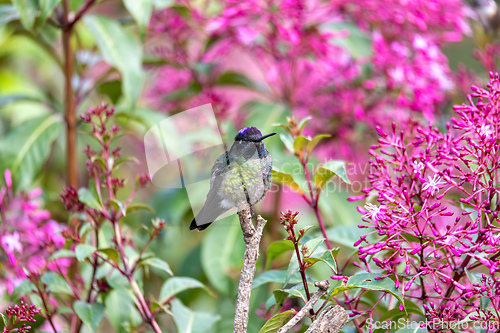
[0,312,7,326]
[201,219,242,295]
[37,0,58,30]
[75,244,96,262]
[171,299,221,333]
[159,277,212,303]
[378,300,424,322]
[303,237,324,256]
[306,134,330,156]
[162,82,201,102]
[141,257,173,276]
[41,272,73,295]
[151,301,173,315]
[77,188,101,210]
[258,310,296,333]
[97,248,120,265]
[284,254,300,287]
[303,249,338,274]
[0,5,20,25]
[280,133,295,154]
[114,156,140,167]
[313,160,350,191]
[326,226,366,249]
[105,290,142,333]
[272,169,303,195]
[284,238,323,286]
[12,280,36,296]
[298,117,312,133]
[322,22,372,59]
[282,284,307,302]
[330,273,404,308]
[97,80,122,104]
[266,240,294,269]
[126,203,155,214]
[49,249,76,261]
[110,199,126,217]
[216,71,258,89]
[123,0,153,37]
[253,270,302,289]
[84,15,144,110]
[73,301,105,332]
[0,115,62,190]
[293,136,310,159]
[12,0,38,30]
[272,289,289,312]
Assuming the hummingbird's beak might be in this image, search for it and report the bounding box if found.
[257,132,277,141]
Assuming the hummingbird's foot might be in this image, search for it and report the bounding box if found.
[250,205,255,218]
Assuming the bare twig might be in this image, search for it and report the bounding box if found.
[233,208,267,333]
[276,280,330,333]
[305,305,349,333]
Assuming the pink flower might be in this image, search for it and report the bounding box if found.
[1,232,22,254]
[1,232,22,266]
[363,203,387,222]
[4,169,12,189]
[422,175,445,196]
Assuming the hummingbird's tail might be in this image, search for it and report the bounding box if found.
[189,218,211,231]
[190,200,227,231]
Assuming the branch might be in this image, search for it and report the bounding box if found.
[304,305,349,333]
[233,208,267,333]
[62,0,78,188]
[277,280,330,333]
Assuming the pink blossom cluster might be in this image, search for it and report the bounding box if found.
[0,170,68,294]
[146,0,470,160]
[146,5,231,118]
[340,0,468,41]
[3,300,40,333]
[351,73,500,329]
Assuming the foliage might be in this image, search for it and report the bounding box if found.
[0,0,499,332]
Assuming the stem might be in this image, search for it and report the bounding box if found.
[277,280,332,333]
[35,283,58,333]
[129,277,162,333]
[289,228,315,317]
[131,233,155,274]
[87,229,99,302]
[55,262,81,300]
[113,221,162,333]
[71,0,96,25]
[62,0,77,188]
[313,203,332,250]
[301,157,332,249]
[233,209,267,333]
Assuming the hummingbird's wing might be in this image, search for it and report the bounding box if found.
[190,151,231,231]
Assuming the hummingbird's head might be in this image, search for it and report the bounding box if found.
[234,127,276,142]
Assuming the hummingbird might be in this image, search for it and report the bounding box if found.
[190,127,276,231]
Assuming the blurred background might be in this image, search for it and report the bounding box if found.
[0,0,499,332]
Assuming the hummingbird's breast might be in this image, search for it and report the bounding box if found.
[217,152,272,209]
